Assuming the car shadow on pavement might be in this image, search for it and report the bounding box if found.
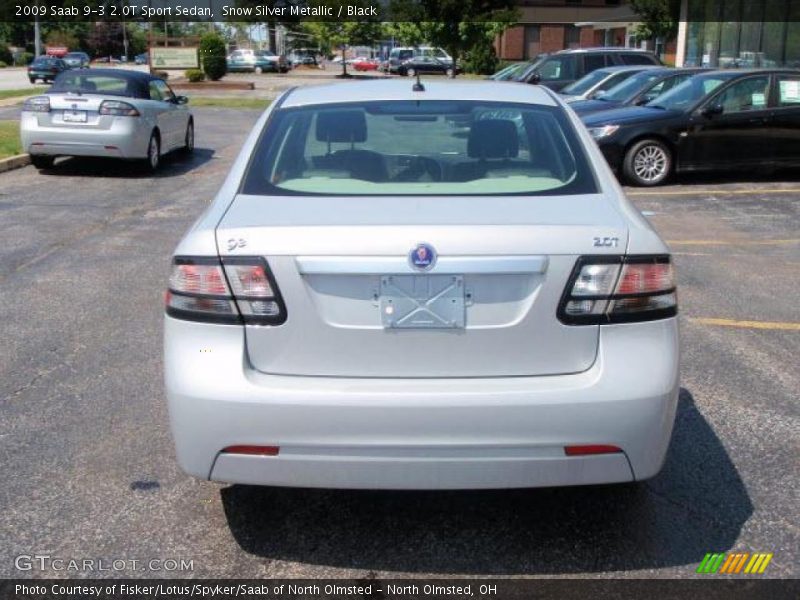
[220,388,752,575]
[33,148,215,178]
[668,168,800,187]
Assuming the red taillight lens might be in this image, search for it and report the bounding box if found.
[222,445,280,456]
[558,255,676,325]
[166,256,286,325]
[564,445,622,456]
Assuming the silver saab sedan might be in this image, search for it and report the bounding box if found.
[20,69,193,171]
[164,79,679,490]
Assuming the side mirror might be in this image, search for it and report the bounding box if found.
[636,94,656,106]
[701,103,723,117]
[590,90,606,99]
[175,95,189,105]
[528,70,542,85]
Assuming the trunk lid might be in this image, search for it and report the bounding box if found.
[39,94,114,130]
[218,194,628,378]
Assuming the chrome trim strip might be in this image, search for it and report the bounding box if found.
[296,255,548,275]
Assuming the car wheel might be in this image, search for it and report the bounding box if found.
[255,66,263,74]
[30,155,55,170]
[445,68,455,78]
[406,68,416,77]
[145,131,161,172]
[29,78,36,84]
[623,139,672,186]
[182,120,194,154]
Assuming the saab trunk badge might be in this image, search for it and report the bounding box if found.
[409,243,436,271]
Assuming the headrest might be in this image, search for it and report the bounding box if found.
[467,119,519,159]
[316,110,367,143]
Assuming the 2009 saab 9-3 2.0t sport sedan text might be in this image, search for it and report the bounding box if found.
[164,80,679,490]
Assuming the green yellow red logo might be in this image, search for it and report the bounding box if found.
[697,552,773,574]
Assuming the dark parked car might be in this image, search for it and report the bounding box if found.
[134,53,149,65]
[28,57,69,84]
[582,69,800,186]
[514,47,662,91]
[63,52,90,69]
[570,68,709,115]
[398,56,458,77]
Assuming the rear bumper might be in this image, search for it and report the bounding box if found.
[164,317,679,490]
[20,113,148,159]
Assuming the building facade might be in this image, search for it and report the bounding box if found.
[677,0,800,68]
[496,0,630,61]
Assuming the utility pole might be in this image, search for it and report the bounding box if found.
[34,15,41,57]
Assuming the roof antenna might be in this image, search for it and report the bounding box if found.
[412,72,425,92]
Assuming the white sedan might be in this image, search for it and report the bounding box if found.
[164,79,679,490]
[20,68,194,171]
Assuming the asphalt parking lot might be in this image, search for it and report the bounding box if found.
[0,106,797,579]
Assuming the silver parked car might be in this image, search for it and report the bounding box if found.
[20,69,194,171]
[164,80,679,490]
[559,65,661,103]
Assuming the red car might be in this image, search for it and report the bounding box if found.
[353,58,379,71]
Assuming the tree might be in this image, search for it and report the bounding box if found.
[302,0,382,76]
[45,29,79,50]
[629,0,680,42]
[199,32,227,80]
[388,0,517,76]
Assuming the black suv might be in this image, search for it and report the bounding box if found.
[514,48,662,91]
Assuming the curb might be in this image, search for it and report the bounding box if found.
[0,153,30,173]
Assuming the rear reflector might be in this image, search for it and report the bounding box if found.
[222,445,280,456]
[564,445,622,456]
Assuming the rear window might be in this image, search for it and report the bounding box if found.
[49,73,141,98]
[241,100,597,196]
[561,70,610,95]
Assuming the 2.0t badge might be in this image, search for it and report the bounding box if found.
[409,243,437,271]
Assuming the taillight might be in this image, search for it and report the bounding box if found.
[99,100,140,116]
[166,256,286,325]
[22,96,51,113]
[558,255,676,325]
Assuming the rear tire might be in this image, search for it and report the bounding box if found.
[623,139,672,186]
[29,78,36,84]
[31,155,55,170]
[255,66,263,74]
[446,68,455,78]
[145,131,161,172]
[406,67,416,77]
[182,120,194,154]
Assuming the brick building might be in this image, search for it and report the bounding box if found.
[495,0,634,61]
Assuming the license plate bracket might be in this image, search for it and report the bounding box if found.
[380,274,465,329]
[63,110,87,123]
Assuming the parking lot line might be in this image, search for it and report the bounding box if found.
[691,317,800,331]
[667,239,799,246]
[628,189,800,196]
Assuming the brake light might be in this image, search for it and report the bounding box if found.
[222,445,280,456]
[99,100,140,116]
[558,255,676,324]
[166,256,286,325]
[22,96,51,113]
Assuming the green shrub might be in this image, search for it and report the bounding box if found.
[0,61,7,68]
[0,43,11,65]
[199,33,226,81]
[20,52,34,65]
[185,68,205,82]
[461,43,499,76]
